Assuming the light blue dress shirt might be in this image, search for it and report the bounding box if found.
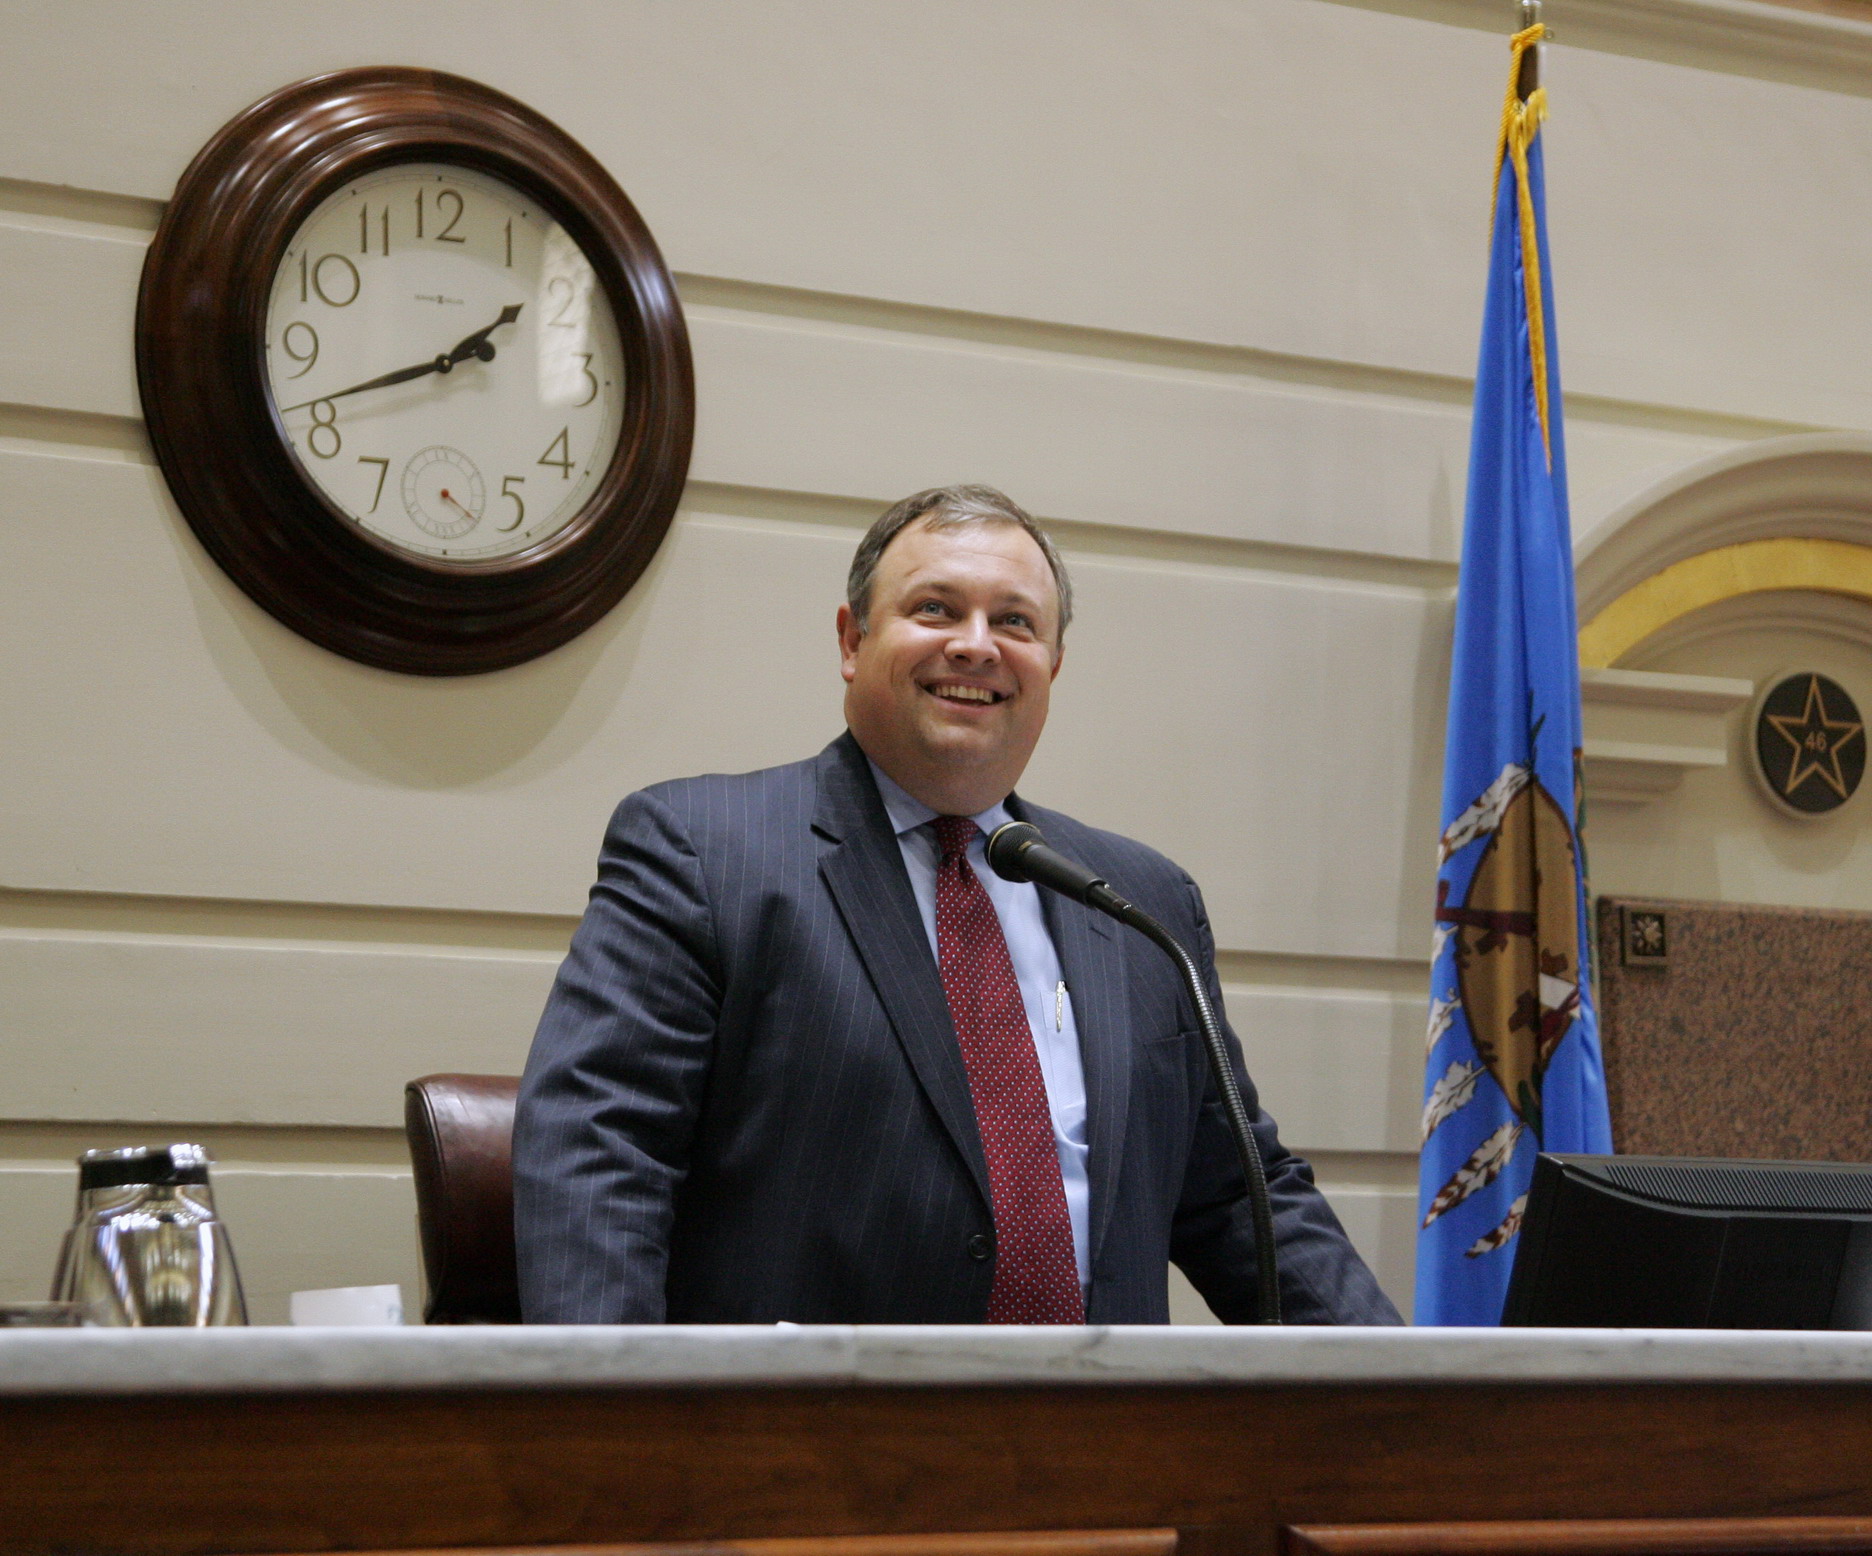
[868,761,1091,1286]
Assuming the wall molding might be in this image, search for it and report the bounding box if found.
[1326,0,1872,98]
[1557,0,1872,90]
[0,402,149,464]
[0,885,576,953]
[687,485,1461,592]
[0,175,161,235]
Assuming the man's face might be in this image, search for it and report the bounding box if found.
[838,518,1063,816]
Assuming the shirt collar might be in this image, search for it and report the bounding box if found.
[866,758,1014,844]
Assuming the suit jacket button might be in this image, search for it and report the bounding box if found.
[967,1233,993,1261]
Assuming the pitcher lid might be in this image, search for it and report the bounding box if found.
[77,1143,212,1191]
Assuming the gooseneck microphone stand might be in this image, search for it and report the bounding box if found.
[987,821,1281,1324]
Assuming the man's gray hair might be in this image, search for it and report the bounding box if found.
[845,484,1074,642]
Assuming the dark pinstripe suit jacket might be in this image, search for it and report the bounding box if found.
[514,732,1400,1325]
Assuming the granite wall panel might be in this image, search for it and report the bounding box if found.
[1597,896,1872,1162]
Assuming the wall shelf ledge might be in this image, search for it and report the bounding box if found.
[1581,668,1754,807]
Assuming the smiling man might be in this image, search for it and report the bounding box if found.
[514,485,1399,1325]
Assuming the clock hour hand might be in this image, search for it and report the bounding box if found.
[276,303,523,415]
[439,303,523,369]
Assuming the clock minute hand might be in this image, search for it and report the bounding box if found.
[277,358,444,415]
[276,303,524,415]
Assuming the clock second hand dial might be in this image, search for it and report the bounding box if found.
[277,303,523,415]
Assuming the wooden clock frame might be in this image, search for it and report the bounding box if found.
[135,68,694,676]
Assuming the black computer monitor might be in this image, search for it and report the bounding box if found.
[1501,1153,1872,1328]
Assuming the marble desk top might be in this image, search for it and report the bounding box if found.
[4,1325,1872,1395]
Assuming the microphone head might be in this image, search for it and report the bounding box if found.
[985,820,1046,883]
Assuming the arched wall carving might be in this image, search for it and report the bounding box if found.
[1625,590,1872,669]
[1572,437,1872,919]
[1575,434,1872,665]
[1579,538,1872,668]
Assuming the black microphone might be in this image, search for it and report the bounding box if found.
[987,820,1281,1325]
[983,822,1124,912]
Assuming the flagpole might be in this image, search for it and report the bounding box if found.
[1517,0,1542,98]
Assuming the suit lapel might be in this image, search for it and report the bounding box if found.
[1016,803,1134,1273]
[814,735,992,1212]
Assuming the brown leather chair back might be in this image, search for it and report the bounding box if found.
[404,1073,522,1324]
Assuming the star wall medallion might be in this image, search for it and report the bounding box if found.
[1755,673,1865,815]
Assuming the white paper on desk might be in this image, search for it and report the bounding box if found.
[289,1284,404,1326]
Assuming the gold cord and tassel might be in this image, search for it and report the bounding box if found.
[1491,23,1553,466]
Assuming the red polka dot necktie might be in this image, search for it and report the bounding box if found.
[932,814,1085,1325]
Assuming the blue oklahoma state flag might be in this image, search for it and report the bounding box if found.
[1415,25,1613,1326]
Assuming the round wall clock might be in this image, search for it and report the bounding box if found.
[136,69,693,675]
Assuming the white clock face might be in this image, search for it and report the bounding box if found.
[264,163,626,562]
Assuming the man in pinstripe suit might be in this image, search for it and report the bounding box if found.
[514,486,1399,1325]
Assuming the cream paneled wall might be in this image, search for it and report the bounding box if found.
[2,0,1863,1321]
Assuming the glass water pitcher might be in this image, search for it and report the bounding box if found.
[51,1144,248,1326]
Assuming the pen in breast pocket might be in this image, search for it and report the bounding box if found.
[1055,980,1065,1031]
